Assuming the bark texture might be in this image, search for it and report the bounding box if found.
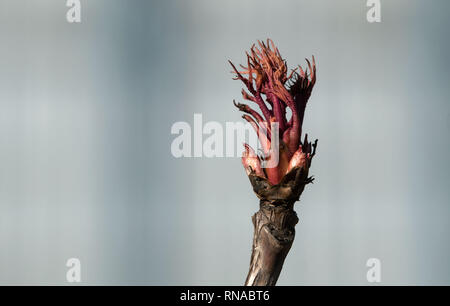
[244,166,313,286]
[245,200,298,286]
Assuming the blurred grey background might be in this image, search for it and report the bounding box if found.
[0,0,449,285]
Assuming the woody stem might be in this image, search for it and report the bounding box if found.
[245,201,298,286]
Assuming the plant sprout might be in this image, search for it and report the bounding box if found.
[229,39,318,286]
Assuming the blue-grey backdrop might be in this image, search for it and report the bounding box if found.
[0,0,449,285]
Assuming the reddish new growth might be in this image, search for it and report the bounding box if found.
[230,39,317,185]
